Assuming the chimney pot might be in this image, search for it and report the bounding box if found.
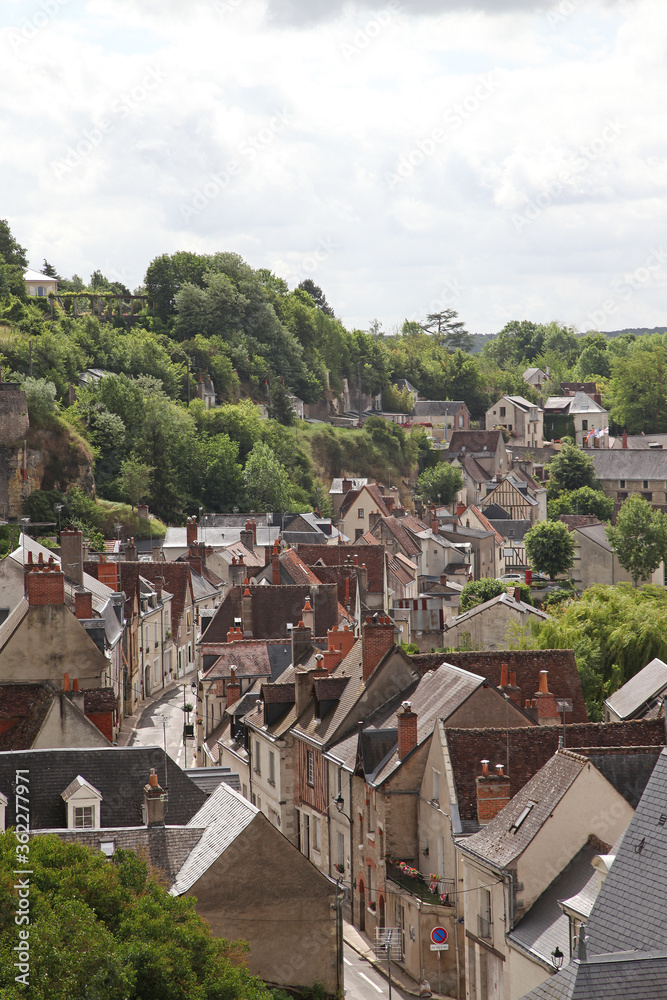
[500,662,508,688]
[481,759,489,777]
[539,670,549,694]
[64,673,70,691]
[397,701,418,759]
[73,678,79,693]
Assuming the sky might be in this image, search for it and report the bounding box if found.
[1,0,666,335]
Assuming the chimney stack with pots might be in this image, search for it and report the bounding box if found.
[186,516,198,547]
[535,670,560,726]
[226,666,241,708]
[361,614,396,681]
[144,768,166,827]
[26,555,65,607]
[301,596,314,633]
[74,591,93,620]
[60,528,84,586]
[291,619,312,667]
[476,759,511,824]
[397,701,418,759]
[272,542,281,586]
[241,582,253,637]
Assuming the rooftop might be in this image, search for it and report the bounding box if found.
[605,657,667,721]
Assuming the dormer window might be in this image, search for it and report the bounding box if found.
[61,775,103,830]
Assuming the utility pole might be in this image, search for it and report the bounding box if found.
[358,362,362,427]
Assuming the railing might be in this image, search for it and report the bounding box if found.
[386,862,455,905]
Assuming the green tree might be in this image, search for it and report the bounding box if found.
[524,520,575,580]
[547,486,614,521]
[545,443,599,497]
[606,494,667,586]
[0,218,28,298]
[298,278,335,316]
[608,342,667,433]
[268,377,296,425]
[21,376,57,423]
[117,457,154,509]
[460,578,506,612]
[416,463,464,506]
[41,259,61,279]
[420,309,472,351]
[244,440,298,512]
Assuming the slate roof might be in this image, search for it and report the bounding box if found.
[412,400,466,418]
[201,584,338,643]
[505,394,540,412]
[330,478,369,494]
[459,453,492,484]
[544,391,607,415]
[605,658,667,721]
[518,950,667,999]
[338,483,392,519]
[445,719,666,825]
[0,747,207,829]
[509,842,599,967]
[580,747,662,808]
[163,524,281,550]
[574,522,613,552]
[171,780,258,895]
[203,641,294,681]
[442,591,548,632]
[584,747,667,955]
[294,542,386,594]
[449,430,504,454]
[461,750,589,870]
[592,449,667,480]
[461,505,503,545]
[54,827,204,883]
[183,765,241,794]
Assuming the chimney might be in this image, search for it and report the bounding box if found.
[500,662,508,688]
[186,516,198,546]
[357,563,368,605]
[361,615,396,681]
[440,574,448,587]
[513,586,523,603]
[505,669,522,707]
[476,759,511,824]
[97,556,118,591]
[226,666,241,708]
[137,503,149,520]
[291,619,312,666]
[272,542,281,586]
[328,624,356,660]
[74,591,93,620]
[125,537,137,562]
[432,511,439,535]
[535,670,560,726]
[456,501,466,517]
[64,672,70,691]
[60,528,84,586]
[398,701,418,759]
[295,665,318,717]
[67,676,85,714]
[144,768,165,827]
[240,520,254,552]
[241,583,253,637]
[227,624,243,643]
[301,597,314,632]
[342,478,352,494]
[26,559,65,607]
[251,519,257,545]
[622,431,628,449]
[155,576,163,601]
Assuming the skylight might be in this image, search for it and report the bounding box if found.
[510,801,537,833]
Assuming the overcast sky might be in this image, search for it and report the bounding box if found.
[1,0,665,335]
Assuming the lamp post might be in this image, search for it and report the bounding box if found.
[551,946,564,971]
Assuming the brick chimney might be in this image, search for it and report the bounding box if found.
[272,542,281,585]
[535,670,560,726]
[137,503,149,520]
[500,662,508,688]
[144,768,165,827]
[342,478,352,494]
[301,596,314,633]
[186,516,198,546]
[291,619,312,666]
[240,521,254,552]
[60,528,84,586]
[125,537,137,562]
[397,701,418,759]
[622,431,628,449]
[241,583,253,637]
[295,664,319,717]
[513,586,523,603]
[226,666,241,708]
[226,624,243,643]
[476,760,511,824]
[506,669,523,707]
[26,557,65,606]
[361,615,395,681]
[66,676,85,714]
[74,591,93,620]
[97,554,118,591]
[357,563,368,606]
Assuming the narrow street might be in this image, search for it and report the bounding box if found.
[127,681,198,768]
[344,944,414,1000]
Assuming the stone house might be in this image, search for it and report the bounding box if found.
[543,392,609,449]
[442,589,548,651]
[569,519,663,590]
[412,401,470,442]
[590,449,667,505]
[337,482,394,541]
[486,395,544,448]
[448,430,509,479]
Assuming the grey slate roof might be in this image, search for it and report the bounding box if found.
[171,780,258,895]
[582,748,662,808]
[443,591,548,632]
[413,400,466,418]
[0,747,206,829]
[605,657,667,721]
[574,522,613,552]
[184,765,241,794]
[518,950,667,999]
[591,449,667,480]
[584,747,667,956]
[54,826,204,883]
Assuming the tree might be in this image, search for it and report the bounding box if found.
[524,520,575,580]
[545,443,600,497]
[420,309,472,351]
[117,457,154,509]
[460,578,506,612]
[0,218,28,298]
[606,494,667,586]
[416,463,464,506]
[268,377,295,425]
[547,486,614,522]
[21,376,57,423]
[244,440,298,512]
[298,279,335,316]
[608,342,667,433]
[41,259,61,279]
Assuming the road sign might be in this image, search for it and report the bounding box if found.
[430,943,449,951]
[556,698,573,713]
[430,926,448,944]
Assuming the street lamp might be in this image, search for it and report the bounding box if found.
[332,791,351,823]
[551,946,564,971]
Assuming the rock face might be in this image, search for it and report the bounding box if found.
[0,383,94,518]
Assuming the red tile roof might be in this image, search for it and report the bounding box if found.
[293,543,385,595]
[411,648,588,723]
[447,718,666,822]
[279,548,322,586]
[449,430,504,454]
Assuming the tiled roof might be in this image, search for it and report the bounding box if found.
[279,548,323,586]
[294,541,385,594]
[0,747,207,829]
[0,683,53,750]
[203,641,293,681]
[83,688,118,713]
[201,584,338,642]
[339,483,392,519]
[585,747,667,956]
[388,555,416,588]
[413,400,466,417]
[84,560,193,638]
[54,827,204,884]
[449,430,503,454]
[379,516,423,557]
[518,950,667,999]
[605,657,667,721]
[412,649,588,724]
[445,719,666,824]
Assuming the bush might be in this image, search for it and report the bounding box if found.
[21,375,57,423]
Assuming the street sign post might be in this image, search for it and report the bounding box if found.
[430,944,449,951]
[430,927,448,944]
[430,927,448,992]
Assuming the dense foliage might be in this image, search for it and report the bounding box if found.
[606,494,667,585]
[524,520,576,580]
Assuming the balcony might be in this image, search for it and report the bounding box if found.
[386,861,455,905]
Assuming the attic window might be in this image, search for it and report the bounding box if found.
[510,801,536,833]
[658,814,667,827]
[74,806,94,828]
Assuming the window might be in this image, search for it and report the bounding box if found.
[242,783,248,799]
[268,751,275,786]
[582,420,588,431]
[432,768,440,803]
[254,740,261,776]
[644,492,653,501]
[186,611,192,630]
[499,406,506,417]
[336,831,345,868]
[367,793,375,833]
[643,480,649,489]
[357,508,364,519]
[303,813,310,855]
[307,750,314,786]
[479,888,492,939]
[355,528,364,540]
[313,817,321,852]
[458,414,464,428]
[74,806,94,829]
[620,480,626,488]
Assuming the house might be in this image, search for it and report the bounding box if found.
[543,392,609,449]
[442,588,548,651]
[0,681,112,749]
[451,452,493,507]
[195,373,216,408]
[486,395,544,448]
[0,746,341,995]
[481,471,547,525]
[604,656,667,723]
[444,510,505,579]
[449,430,509,478]
[162,513,281,562]
[412,401,470,441]
[390,593,451,649]
[519,747,667,999]
[329,478,369,517]
[482,505,533,572]
[24,267,57,298]
[337,482,394,540]
[568,519,664,590]
[590,449,667,505]
[459,749,635,1000]
[282,511,346,545]
[523,368,548,389]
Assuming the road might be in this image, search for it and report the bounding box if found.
[128,682,198,767]
[344,944,414,1000]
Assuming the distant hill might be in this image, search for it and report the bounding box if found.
[602,327,667,338]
